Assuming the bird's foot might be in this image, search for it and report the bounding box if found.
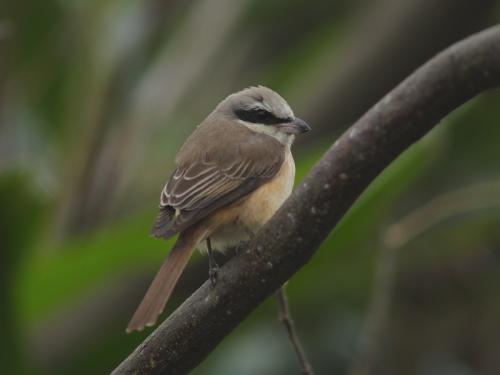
[235,240,250,254]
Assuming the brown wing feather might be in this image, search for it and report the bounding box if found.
[151,121,284,239]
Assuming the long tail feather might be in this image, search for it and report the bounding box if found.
[126,227,207,333]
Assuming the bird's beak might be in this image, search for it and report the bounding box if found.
[278,117,311,134]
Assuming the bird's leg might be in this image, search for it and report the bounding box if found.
[206,237,219,285]
[276,284,315,375]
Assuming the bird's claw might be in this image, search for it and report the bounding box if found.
[209,263,219,285]
[235,240,250,254]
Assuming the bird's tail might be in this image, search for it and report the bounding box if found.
[126,226,208,333]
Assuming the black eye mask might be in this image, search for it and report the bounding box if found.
[234,107,291,125]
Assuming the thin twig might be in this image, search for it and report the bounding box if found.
[276,285,314,375]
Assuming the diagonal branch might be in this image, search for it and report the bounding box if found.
[111,26,500,375]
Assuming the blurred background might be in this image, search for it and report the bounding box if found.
[1,0,500,374]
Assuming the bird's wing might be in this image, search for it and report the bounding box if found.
[151,130,284,239]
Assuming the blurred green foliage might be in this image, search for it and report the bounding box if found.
[0,172,45,374]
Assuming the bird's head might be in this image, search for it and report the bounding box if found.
[215,85,310,145]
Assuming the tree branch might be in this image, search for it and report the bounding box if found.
[111,26,500,375]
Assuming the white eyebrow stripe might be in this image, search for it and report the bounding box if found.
[241,101,270,112]
[253,102,271,112]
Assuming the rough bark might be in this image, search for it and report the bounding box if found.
[112,26,500,375]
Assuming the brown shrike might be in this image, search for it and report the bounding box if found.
[126,86,310,333]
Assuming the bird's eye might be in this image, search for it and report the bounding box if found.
[253,109,271,121]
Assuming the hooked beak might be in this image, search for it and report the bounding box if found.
[278,117,311,134]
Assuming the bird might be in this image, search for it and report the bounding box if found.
[126,85,310,333]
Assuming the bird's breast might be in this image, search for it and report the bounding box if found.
[237,148,295,231]
[197,148,295,253]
